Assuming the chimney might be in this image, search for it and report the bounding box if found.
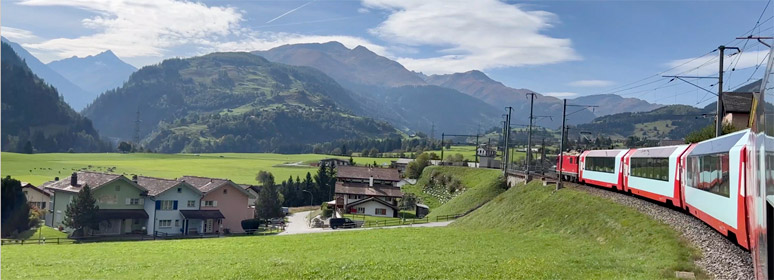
[132,175,138,183]
[54,177,59,181]
[70,172,78,186]
[369,176,374,187]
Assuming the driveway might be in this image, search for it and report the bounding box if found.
[279,211,453,236]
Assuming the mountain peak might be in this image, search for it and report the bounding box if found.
[96,50,117,58]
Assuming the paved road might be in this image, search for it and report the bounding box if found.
[279,211,453,236]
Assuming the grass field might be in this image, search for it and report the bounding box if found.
[401,166,505,218]
[1,152,399,185]
[1,181,702,279]
[13,226,68,240]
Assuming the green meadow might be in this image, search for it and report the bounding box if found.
[1,152,399,185]
[1,181,702,279]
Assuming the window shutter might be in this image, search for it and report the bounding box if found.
[173,200,178,210]
[155,200,161,210]
[126,198,130,205]
[213,201,218,207]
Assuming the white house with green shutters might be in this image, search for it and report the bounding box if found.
[138,176,218,236]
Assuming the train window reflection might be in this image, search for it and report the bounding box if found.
[686,153,730,197]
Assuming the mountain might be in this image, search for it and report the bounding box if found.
[48,50,137,101]
[425,70,597,127]
[571,94,663,117]
[255,42,500,134]
[574,104,713,141]
[1,37,93,111]
[1,42,108,153]
[83,52,400,153]
[255,42,427,88]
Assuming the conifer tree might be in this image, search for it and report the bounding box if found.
[64,185,100,237]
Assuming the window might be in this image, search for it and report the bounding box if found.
[177,188,182,193]
[585,156,615,173]
[187,200,195,207]
[223,188,228,194]
[374,208,387,215]
[159,220,172,227]
[357,207,365,214]
[129,198,140,205]
[630,158,669,182]
[175,220,180,227]
[686,153,730,197]
[115,185,121,191]
[204,200,215,207]
[160,200,175,210]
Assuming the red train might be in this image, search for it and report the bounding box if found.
[557,129,752,249]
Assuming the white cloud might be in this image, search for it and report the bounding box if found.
[18,0,243,60]
[544,92,578,98]
[666,50,770,76]
[2,26,40,42]
[362,0,580,74]
[569,80,614,87]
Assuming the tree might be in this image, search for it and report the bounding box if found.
[64,185,100,237]
[399,193,417,211]
[23,141,33,154]
[685,123,737,144]
[349,156,355,166]
[254,172,283,220]
[406,152,431,179]
[1,176,31,237]
[117,141,132,153]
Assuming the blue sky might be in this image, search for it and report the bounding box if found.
[2,0,772,107]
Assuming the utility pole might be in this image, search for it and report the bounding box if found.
[503,108,512,176]
[133,107,141,145]
[557,99,567,190]
[526,93,535,179]
[716,45,725,137]
[430,122,435,141]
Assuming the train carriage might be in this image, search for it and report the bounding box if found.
[623,144,693,208]
[682,129,751,249]
[579,149,630,190]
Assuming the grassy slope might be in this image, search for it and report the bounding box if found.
[1,152,398,185]
[454,182,702,278]
[1,181,701,279]
[13,226,68,240]
[401,166,506,219]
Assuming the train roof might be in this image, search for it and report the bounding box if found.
[689,129,750,156]
[630,144,689,158]
[583,149,628,157]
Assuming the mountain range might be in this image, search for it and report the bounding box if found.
[48,50,137,100]
[1,42,108,153]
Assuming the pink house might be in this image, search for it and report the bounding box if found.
[179,176,255,234]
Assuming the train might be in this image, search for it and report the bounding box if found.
[556,129,753,249]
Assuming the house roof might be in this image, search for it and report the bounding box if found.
[336,166,401,181]
[394,158,413,164]
[97,209,149,220]
[21,182,52,196]
[180,210,225,219]
[179,175,255,198]
[722,92,753,113]
[320,158,348,162]
[416,203,429,209]
[137,176,200,196]
[335,181,403,197]
[346,197,398,210]
[44,171,144,194]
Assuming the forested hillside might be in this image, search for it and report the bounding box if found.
[83,52,400,153]
[574,104,713,140]
[1,42,109,153]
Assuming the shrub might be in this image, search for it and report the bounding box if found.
[241,218,262,234]
[322,208,333,218]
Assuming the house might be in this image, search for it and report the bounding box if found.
[240,184,261,207]
[722,91,754,130]
[334,166,403,217]
[179,176,255,234]
[477,144,500,169]
[390,158,413,175]
[21,182,53,225]
[44,172,149,235]
[318,158,350,168]
[137,176,209,236]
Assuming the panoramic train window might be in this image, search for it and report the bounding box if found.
[585,156,615,173]
[686,153,730,197]
[631,158,669,181]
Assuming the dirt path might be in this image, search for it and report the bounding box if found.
[280,211,453,236]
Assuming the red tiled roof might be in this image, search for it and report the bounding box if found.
[334,181,403,198]
[336,166,400,181]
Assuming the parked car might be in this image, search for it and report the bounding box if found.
[329,218,357,229]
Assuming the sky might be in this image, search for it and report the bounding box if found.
[2,0,773,107]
